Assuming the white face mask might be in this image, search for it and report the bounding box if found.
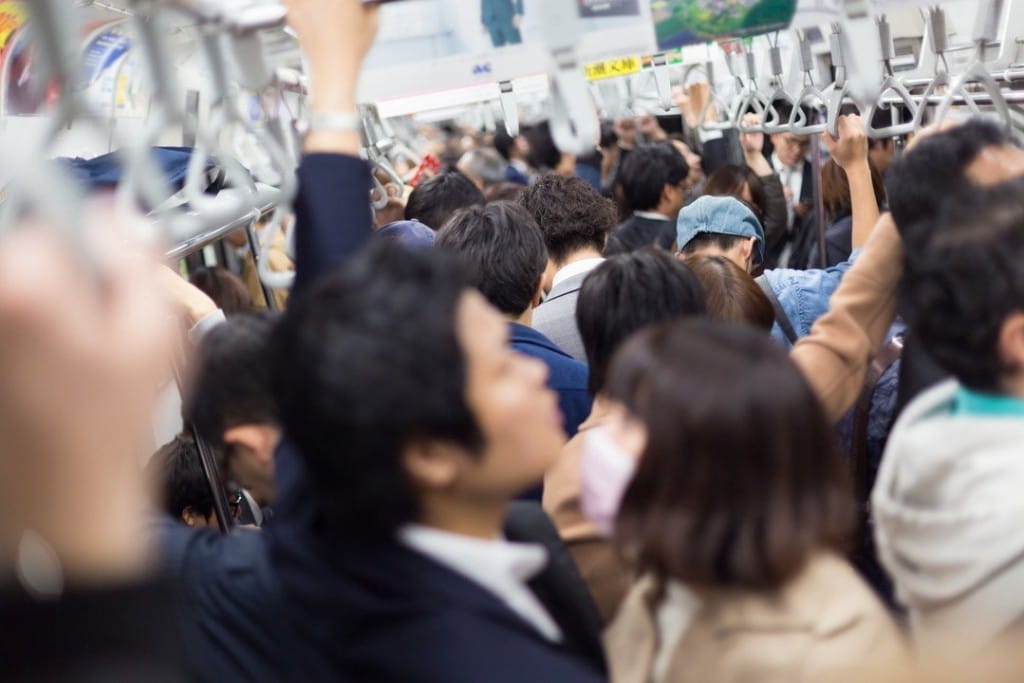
[580,426,638,538]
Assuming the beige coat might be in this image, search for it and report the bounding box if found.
[606,553,909,683]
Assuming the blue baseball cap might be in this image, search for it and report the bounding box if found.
[375,220,436,250]
[676,196,765,264]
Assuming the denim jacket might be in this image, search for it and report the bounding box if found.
[761,250,861,348]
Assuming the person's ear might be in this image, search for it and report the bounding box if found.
[531,278,544,309]
[402,440,461,491]
[223,425,278,467]
[998,312,1024,379]
[181,507,207,528]
[735,237,755,271]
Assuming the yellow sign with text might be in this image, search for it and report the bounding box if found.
[585,56,642,81]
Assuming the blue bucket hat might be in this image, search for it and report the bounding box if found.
[676,195,765,264]
[375,220,436,250]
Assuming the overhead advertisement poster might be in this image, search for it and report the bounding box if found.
[579,0,641,18]
[651,0,797,51]
[359,0,655,102]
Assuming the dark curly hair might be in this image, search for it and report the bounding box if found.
[901,178,1024,393]
[518,173,618,265]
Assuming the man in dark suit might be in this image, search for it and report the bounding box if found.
[518,174,619,362]
[605,142,690,255]
[435,203,592,443]
[481,0,524,47]
[265,3,607,680]
[769,128,818,268]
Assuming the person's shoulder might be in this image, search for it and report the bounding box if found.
[356,609,604,682]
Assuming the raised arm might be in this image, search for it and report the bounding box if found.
[286,0,379,293]
[823,114,879,249]
[739,114,787,253]
[790,212,902,421]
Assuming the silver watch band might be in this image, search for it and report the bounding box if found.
[307,110,361,132]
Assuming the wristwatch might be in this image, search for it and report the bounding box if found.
[307,110,361,132]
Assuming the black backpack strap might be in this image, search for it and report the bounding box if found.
[755,274,799,345]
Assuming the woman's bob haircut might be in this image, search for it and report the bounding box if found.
[608,319,854,590]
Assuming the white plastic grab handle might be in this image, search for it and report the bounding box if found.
[651,53,674,111]
[498,80,520,138]
[548,63,600,157]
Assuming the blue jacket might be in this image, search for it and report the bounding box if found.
[155,519,298,683]
[760,252,859,348]
[510,322,592,440]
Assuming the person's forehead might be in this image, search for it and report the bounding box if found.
[966,145,1024,186]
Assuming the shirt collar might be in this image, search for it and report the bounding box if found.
[954,387,1024,417]
[772,152,801,173]
[634,210,672,221]
[552,258,605,289]
[398,524,561,641]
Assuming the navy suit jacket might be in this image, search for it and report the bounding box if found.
[267,153,607,680]
[510,322,592,440]
[604,213,676,256]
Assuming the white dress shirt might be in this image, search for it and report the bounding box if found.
[398,524,564,643]
[551,258,605,290]
[772,152,805,229]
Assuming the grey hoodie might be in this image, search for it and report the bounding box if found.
[872,380,1024,653]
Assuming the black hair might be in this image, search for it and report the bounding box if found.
[184,312,279,451]
[435,202,548,316]
[148,436,215,522]
[887,119,1011,250]
[493,127,516,161]
[617,142,689,213]
[270,242,483,542]
[404,171,485,231]
[525,121,563,172]
[518,174,618,264]
[576,248,707,395]
[679,231,746,256]
[902,179,1024,393]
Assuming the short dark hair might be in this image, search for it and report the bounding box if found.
[887,119,1010,250]
[576,248,707,395]
[902,179,1024,393]
[404,172,485,231]
[683,254,774,331]
[524,121,562,171]
[518,174,618,264]
[493,127,516,161]
[702,164,768,225]
[617,143,689,213]
[610,319,854,589]
[484,182,526,204]
[679,231,746,256]
[184,312,279,451]
[270,242,483,542]
[435,202,548,316]
[148,436,215,521]
[189,267,254,316]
